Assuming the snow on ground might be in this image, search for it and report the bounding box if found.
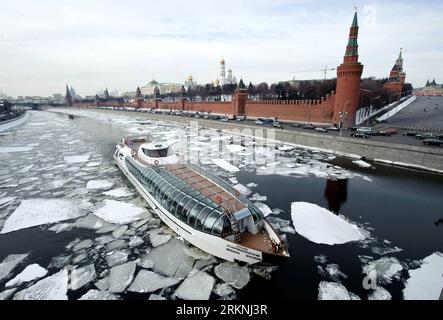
[93,200,146,224]
[64,155,90,164]
[86,179,114,190]
[1,199,84,234]
[352,160,372,168]
[0,254,29,282]
[102,187,133,198]
[291,202,367,245]
[0,147,33,153]
[212,159,239,173]
[128,270,180,293]
[174,270,215,300]
[6,264,48,288]
[403,252,443,300]
[14,269,69,300]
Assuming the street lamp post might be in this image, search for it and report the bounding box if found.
[339,111,347,137]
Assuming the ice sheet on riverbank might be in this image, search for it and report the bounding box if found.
[291,202,367,245]
[403,252,443,300]
[1,199,84,234]
[93,200,146,224]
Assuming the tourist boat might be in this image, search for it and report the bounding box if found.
[114,136,290,265]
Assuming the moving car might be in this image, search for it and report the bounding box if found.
[351,132,370,139]
[272,121,282,128]
[315,127,328,133]
[377,130,391,136]
[415,133,435,140]
[220,117,229,122]
[301,124,315,130]
[422,139,443,146]
[255,120,264,125]
[325,126,340,131]
[402,131,419,136]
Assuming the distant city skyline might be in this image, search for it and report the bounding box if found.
[1,0,442,97]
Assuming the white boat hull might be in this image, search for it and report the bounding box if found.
[114,152,267,265]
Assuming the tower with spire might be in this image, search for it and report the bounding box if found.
[220,57,226,85]
[65,85,73,107]
[383,49,406,94]
[333,9,364,127]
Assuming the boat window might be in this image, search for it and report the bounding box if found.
[222,217,233,237]
[166,189,181,209]
[187,203,207,227]
[180,199,199,222]
[202,210,221,234]
[170,192,186,216]
[194,206,215,230]
[211,215,225,237]
[175,195,192,218]
[161,184,175,205]
[142,148,170,158]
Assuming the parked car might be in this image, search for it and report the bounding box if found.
[220,117,229,122]
[255,120,264,125]
[356,127,373,134]
[352,132,370,139]
[301,124,315,130]
[272,121,282,128]
[422,139,443,146]
[436,134,443,140]
[402,131,419,136]
[415,133,435,140]
[326,126,340,131]
[347,126,359,132]
[315,127,328,133]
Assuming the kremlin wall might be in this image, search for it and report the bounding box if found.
[73,11,406,128]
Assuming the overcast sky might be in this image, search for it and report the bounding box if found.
[0,0,442,97]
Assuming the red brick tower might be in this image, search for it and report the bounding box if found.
[383,49,406,95]
[334,10,364,127]
[232,79,248,116]
[135,86,143,109]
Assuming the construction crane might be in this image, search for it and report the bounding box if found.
[291,66,336,80]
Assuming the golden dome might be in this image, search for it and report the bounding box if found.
[220,58,225,65]
[214,79,220,86]
[187,75,193,81]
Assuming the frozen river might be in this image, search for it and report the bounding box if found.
[0,109,442,300]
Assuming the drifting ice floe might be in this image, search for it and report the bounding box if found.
[145,238,195,278]
[403,252,443,300]
[6,264,48,288]
[64,155,90,164]
[254,202,273,217]
[86,179,114,190]
[352,160,372,168]
[149,294,166,300]
[213,283,236,297]
[102,188,133,198]
[79,289,119,300]
[318,263,348,283]
[368,287,392,300]
[0,288,17,300]
[318,281,351,300]
[1,199,84,234]
[14,269,69,300]
[128,270,180,293]
[290,202,367,245]
[149,232,172,248]
[175,270,215,300]
[214,262,250,289]
[212,159,239,173]
[233,184,252,197]
[70,264,97,291]
[94,200,146,224]
[363,257,403,285]
[108,261,137,293]
[0,197,16,207]
[106,250,129,267]
[0,254,29,282]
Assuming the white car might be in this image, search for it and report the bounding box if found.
[255,120,264,125]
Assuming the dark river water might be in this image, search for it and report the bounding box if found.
[0,109,442,300]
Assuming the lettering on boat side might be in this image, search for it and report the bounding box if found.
[176,304,269,317]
